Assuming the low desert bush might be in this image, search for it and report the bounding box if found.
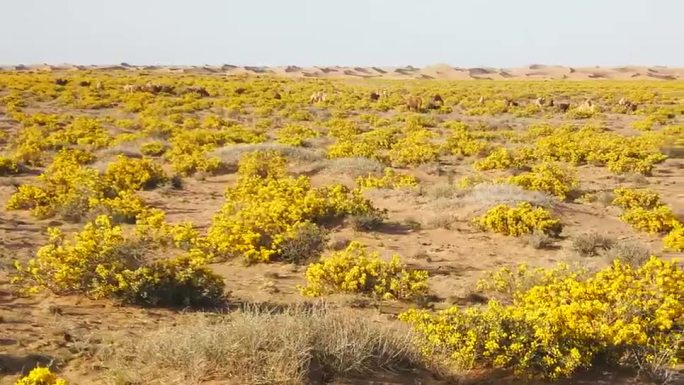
[604,241,651,267]
[612,187,662,210]
[278,222,329,264]
[14,367,67,385]
[663,222,684,251]
[300,242,429,300]
[402,257,683,379]
[572,232,616,257]
[348,211,386,232]
[474,202,562,236]
[620,205,678,234]
[507,163,578,200]
[13,215,224,307]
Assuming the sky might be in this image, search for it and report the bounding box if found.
[1,0,682,67]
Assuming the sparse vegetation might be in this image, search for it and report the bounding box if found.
[1,69,682,385]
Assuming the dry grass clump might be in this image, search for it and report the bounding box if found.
[604,241,652,267]
[524,230,555,249]
[102,305,427,385]
[211,143,324,170]
[463,183,557,210]
[322,157,384,178]
[572,232,616,257]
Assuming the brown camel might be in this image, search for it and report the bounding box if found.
[405,96,422,112]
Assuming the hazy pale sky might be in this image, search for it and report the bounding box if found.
[1,0,682,67]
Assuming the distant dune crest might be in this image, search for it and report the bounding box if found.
[2,63,682,80]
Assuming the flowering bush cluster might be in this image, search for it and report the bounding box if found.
[299,241,428,300]
[206,151,379,263]
[6,150,158,222]
[401,257,683,378]
[507,163,578,199]
[355,167,418,189]
[14,367,67,385]
[612,188,683,250]
[13,215,224,307]
[474,202,562,236]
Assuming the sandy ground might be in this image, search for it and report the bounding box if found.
[0,70,682,385]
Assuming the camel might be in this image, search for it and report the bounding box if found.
[405,96,422,112]
[618,97,638,112]
[309,91,326,104]
[185,86,209,97]
[556,102,571,112]
[426,94,444,110]
[123,84,140,93]
[505,98,519,107]
[55,78,68,86]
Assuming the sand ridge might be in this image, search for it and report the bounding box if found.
[3,63,683,80]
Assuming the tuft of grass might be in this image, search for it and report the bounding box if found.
[210,143,323,171]
[348,211,386,232]
[604,241,651,267]
[425,183,459,200]
[101,305,427,385]
[327,236,351,251]
[464,183,557,210]
[572,232,615,257]
[524,231,555,249]
[323,157,385,178]
[425,213,457,230]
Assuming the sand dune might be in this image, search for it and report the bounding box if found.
[2,63,682,80]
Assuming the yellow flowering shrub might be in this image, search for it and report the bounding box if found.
[612,187,662,209]
[276,123,319,146]
[388,129,439,166]
[207,153,378,263]
[619,205,678,234]
[237,150,287,180]
[473,147,531,171]
[507,163,578,199]
[532,126,667,175]
[6,150,103,219]
[0,156,20,175]
[442,124,489,157]
[456,174,488,189]
[663,223,684,251]
[140,141,167,156]
[13,215,224,307]
[113,250,224,307]
[476,262,586,301]
[299,241,428,300]
[135,208,202,250]
[356,167,418,189]
[474,202,562,236]
[13,215,129,297]
[14,367,67,385]
[103,155,168,192]
[45,116,111,149]
[400,257,683,379]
